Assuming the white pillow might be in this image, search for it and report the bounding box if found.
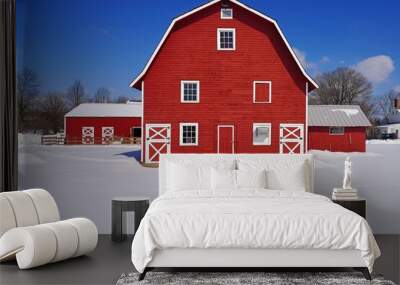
[168,162,211,191]
[236,169,267,189]
[267,160,306,191]
[238,159,307,191]
[211,168,236,191]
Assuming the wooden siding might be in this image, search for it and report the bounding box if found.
[141,2,308,160]
[308,127,367,152]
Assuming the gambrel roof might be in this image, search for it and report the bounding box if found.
[129,0,318,90]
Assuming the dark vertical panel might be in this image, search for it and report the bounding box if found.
[0,0,18,192]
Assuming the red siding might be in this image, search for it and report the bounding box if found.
[65,117,141,144]
[141,2,308,161]
[308,127,367,152]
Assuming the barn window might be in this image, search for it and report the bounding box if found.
[180,123,198,146]
[221,8,233,19]
[329,127,345,135]
[253,123,271,145]
[253,81,272,103]
[181,81,200,103]
[217,28,235,50]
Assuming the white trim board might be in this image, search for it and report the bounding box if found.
[129,0,318,90]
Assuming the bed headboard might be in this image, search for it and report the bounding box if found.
[159,154,315,196]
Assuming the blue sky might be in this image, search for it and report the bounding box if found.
[17,0,400,99]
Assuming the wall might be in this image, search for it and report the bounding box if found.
[308,126,367,152]
[65,117,141,144]
[141,2,310,160]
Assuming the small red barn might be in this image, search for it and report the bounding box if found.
[129,0,318,164]
[308,105,371,152]
[65,103,142,144]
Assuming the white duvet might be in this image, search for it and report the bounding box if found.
[131,190,380,273]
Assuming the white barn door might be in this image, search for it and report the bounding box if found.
[102,127,114,144]
[82,127,95,144]
[145,124,171,163]
[279,124,304,154]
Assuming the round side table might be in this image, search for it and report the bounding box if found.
[111,196,150,242]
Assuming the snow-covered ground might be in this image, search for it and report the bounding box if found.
[19,145,158,234]
[367,139,400,144]
[19,144,400,234]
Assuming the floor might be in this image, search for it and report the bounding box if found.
[0,235,398,285]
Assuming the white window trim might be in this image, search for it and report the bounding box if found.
[217,28,236,51]
[221,8,233,19]
[329,127,345,135]
[180,123,199,146]
[253,81,272,103]
[181,81,200,103]
[253,123,272,145]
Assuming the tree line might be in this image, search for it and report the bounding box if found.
[18,67,399,135]
[310,67,399,125]
[17,68,136,134]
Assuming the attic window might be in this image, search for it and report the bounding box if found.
[217,28,235,50]
[221,8,233,19]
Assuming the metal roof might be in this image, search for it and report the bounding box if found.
[308,105,371,127]
[65,103,142,118]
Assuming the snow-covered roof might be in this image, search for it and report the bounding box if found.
[308,105,371,127]
[65,103,142,118]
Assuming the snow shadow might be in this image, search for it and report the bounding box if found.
[116,150,141,162]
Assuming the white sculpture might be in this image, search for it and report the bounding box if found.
[342,157,352,190]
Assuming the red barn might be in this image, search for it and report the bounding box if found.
[308,105,371,152]
[130,0,318,164]
[65,103,142,144]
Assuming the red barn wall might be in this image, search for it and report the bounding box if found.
[308,127,367,152]
[142,2,308,161]
[65,117,141,144]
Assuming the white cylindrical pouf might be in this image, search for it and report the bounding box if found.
[65,218,98,257]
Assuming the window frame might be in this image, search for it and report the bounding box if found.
[220,8,233,19]
[180,81,200,103]
[217,28,236,51]
[329,127,345,135]
[179,123,199,146]
[253,81,272,103]
[253,123,272,146]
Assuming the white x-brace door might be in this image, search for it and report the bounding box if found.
[279,124,304,154]
[82,127,94,145]
[145,124,171,163]
[102,127,114,144]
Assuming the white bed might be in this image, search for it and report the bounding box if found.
[131,154,380,280]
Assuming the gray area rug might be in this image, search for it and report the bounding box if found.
[117,272,396,285]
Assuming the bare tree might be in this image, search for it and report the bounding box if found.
[67,80,86,108]
[115,96,129,103]
[17,69,40,131]
[37,93,68,134]
[310,67,374,117]
[374,90,400,124]
[94,87,111,103]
